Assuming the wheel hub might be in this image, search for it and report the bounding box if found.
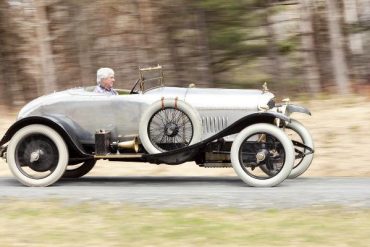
[256,151,266,163]
[256,149,268,164]
[30,149,43,163]
[15,134,59,173]
[164,122,179,137]
[28,147,54,172]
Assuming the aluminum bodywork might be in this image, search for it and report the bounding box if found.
[17,86,275,144]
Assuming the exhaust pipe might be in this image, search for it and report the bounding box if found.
[111,137,139,153]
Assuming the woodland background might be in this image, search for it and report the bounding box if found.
[0,0,370,107]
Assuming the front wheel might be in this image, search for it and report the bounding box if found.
[7,124,69,187]
[230,123,294,187]
[285,119,314,178]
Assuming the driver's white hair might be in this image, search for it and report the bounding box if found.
[97,68,114,85]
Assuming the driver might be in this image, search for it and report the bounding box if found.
[94,68,118,95]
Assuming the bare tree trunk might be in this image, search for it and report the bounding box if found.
[343,0,363,55]
[0,46,9,107]
[0,1,21,106]
[136,0,154,66]
[356,0,370,84]
[195,7,214,87]
[265,7,283,87]
[343,0,366,87]
[299,0,321,94]
[34,0,57,94]
[325,0,351,94]
[0,1,11,106]
[165,22,183,83]
[74,8,92,87]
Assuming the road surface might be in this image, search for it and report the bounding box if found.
[0,176,369,208]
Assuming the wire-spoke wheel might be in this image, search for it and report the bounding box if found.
[260,120,314,178]
[231,124,294,187]
[7,124,68,187]
[139,99,202,154]
[148,107,194,151]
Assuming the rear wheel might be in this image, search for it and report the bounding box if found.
[7,124,68,187]
[230,123,294,187]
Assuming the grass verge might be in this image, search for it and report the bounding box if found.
[0,200,370,246]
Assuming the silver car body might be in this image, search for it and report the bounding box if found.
[18,86,275,144]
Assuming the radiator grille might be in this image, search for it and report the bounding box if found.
[202,116,228,134]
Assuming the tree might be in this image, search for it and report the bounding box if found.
[34,0,57,94]
[325,0,351,94]
[299,0,321,94]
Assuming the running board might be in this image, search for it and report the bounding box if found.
[94,153,144,161]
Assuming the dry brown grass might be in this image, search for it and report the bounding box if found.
[1,95,369,177]
[1,200,370,247]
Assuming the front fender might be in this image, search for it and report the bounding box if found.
[286,104,311,116]
[143,112,290,164]
[0,116,91,159]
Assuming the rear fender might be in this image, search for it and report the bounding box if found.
[0,116,91,160]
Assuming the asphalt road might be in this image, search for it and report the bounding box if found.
[0,176,369,208]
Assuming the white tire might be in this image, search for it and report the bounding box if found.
[231,123,294,187]
[7,124,69,187]
[139,98,202,154]
[286,119,314,179]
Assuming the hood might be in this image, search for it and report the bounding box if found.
[146,86,275,111]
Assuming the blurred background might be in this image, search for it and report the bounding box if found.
[1,0,370,107]
[2,2,370,244]
[1,0,370,178]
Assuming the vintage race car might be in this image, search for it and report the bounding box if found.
[0,66,314,187]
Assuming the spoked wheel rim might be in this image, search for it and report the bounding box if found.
[14,133,59,180]
[147,107,194,152]
[238,132,286,180]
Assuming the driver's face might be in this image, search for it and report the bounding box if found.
[102,74,115,89]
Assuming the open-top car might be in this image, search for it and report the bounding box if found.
[0,65,314,187]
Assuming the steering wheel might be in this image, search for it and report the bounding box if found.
[129,79,141,94]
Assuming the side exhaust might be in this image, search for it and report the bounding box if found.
[111,137,139,153]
